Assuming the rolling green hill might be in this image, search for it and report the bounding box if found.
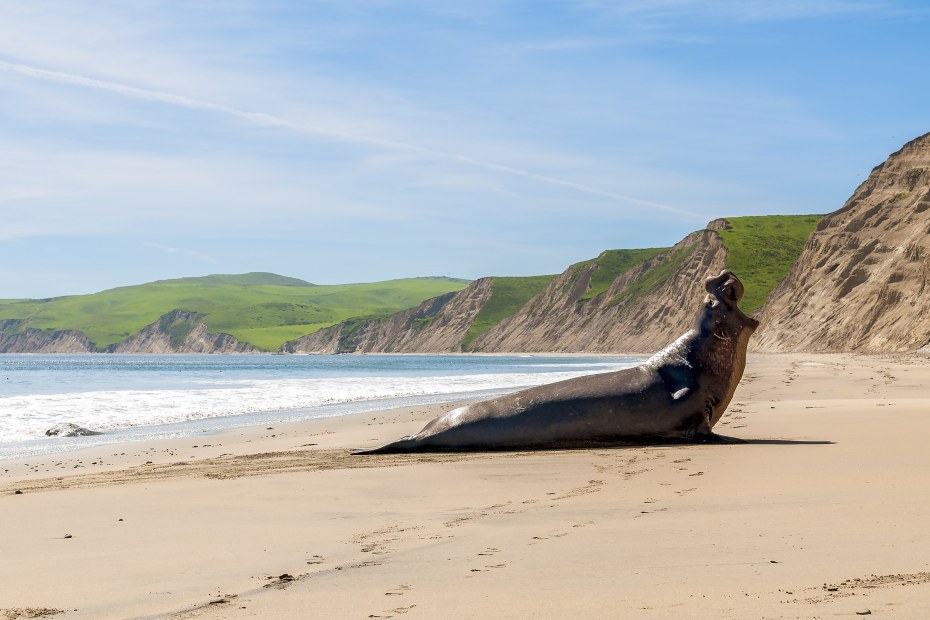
[0,273,471,351]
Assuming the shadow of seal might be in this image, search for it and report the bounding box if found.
[357,269,760,453]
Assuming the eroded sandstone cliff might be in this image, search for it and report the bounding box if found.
[0,311,258,354]
[107,310,257,354]
[753,132,930,352]
[285,221,731,354]
[0,320,95,353]
[471,224,728,353]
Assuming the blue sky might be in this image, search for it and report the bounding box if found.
[1,1,928,298]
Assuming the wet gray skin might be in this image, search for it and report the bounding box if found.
[357,270,760,453]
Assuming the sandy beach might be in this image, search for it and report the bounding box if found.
[2,353,930,619]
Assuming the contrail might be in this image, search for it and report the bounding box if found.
[0,59,703,219]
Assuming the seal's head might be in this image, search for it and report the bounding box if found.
[700,270,760,332]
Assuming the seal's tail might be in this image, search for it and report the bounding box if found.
[352,436,422,455]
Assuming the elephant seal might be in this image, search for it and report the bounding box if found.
[357,270,759,454]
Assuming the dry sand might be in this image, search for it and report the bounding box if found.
[2,353,930,619]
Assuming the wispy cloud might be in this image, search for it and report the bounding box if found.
[0,59,703,220]
[3,0,924,299]
[580,0,908,22]
[144,242,217,264]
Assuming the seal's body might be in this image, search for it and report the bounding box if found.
[358,270,759,453]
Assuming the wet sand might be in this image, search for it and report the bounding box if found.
[2,353,930,619]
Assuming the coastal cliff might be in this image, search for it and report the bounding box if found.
[0,311,255,354]
[753,132,930,352]
[107,310,257,354]
[284,221,731,354]
[0,211,819,355]
[0,320,95,353]
[471,226,727,352]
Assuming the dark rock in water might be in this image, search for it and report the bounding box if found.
[45,423,103,437]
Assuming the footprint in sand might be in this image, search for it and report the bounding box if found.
[369,603,417,617]
[470,562,508,573]
[635,507,669,518]
[385,584,412,596]
[391,604,417,614]
[530,529,570,544]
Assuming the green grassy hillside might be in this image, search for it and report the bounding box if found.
[571,248,669,301]
[612,240,700,306]
[462,275,557,349]
[460,249,668,349]
[717,215,823,314]
[0,273,470,351]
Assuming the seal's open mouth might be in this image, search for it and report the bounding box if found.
[705,269,744,307]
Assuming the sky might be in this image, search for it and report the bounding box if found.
[1,1,928,298]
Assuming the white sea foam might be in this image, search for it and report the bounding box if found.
[0,368,626,445]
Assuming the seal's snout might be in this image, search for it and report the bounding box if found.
[705,270,744,307]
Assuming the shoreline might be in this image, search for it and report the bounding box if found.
[0,401,461,485]
[0,394,486,463]
[0,353,643,454]
[3,352,930,618]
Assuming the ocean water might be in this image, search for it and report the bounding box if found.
[0,354,644,459]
